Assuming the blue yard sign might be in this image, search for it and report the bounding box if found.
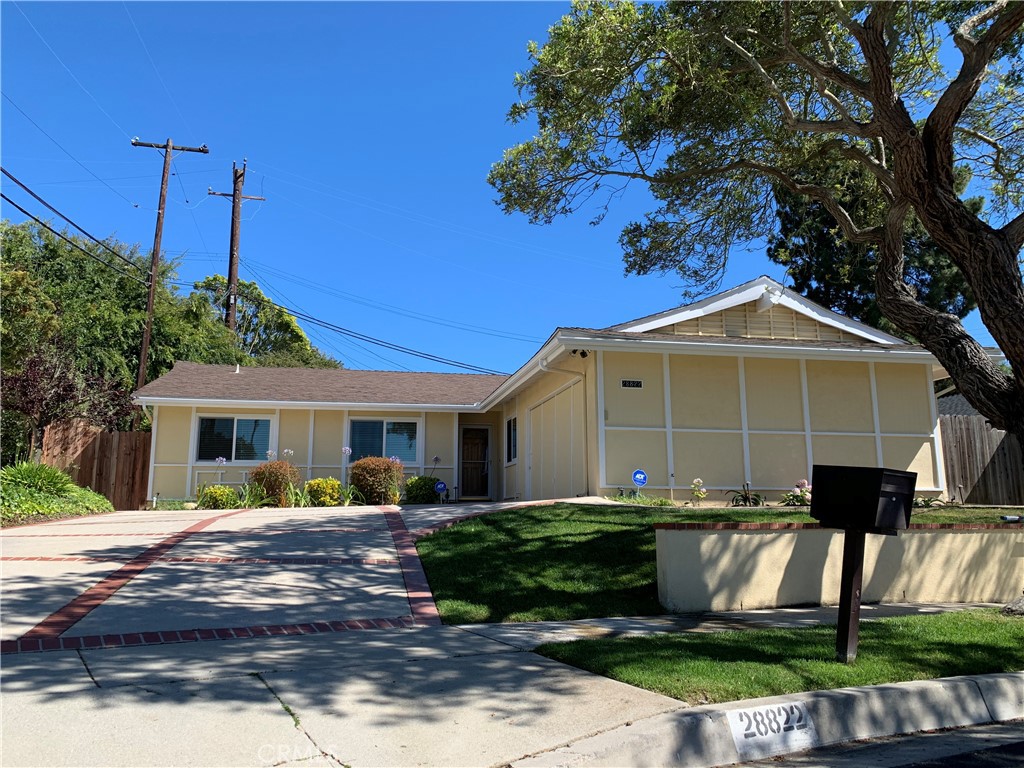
[632,469,648,488]
[434,481,448,495]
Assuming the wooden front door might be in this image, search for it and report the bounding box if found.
[460,427,491,499]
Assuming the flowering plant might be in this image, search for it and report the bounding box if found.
[690,477,708,504]
[215,456,227,466]
[780,479,812,506]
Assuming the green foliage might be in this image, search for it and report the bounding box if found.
[611,491,674,507]
[729,484,766,507]
[284,482,311,508]
[196,484,240,510]
[248,460,301,507]
[779,480,812,507]
[489,2,1024,432]
[0,268,59,371]
[1,465,113,526]
[237,483,272,509]
[913,496,945,508]
[349,456,404,505]
[537,610,1024,705]
[767,170,979,334]
[0,461,76,495]
[306,476,342,507]
[339,483,365,506]
[404,475,441,504]
[191,276,341,369]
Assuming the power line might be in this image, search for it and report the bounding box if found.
[168,278,507,375]
[1,92,144,208]
[1,193,148,286]
[1,166,147,274]
[12,1,133,140]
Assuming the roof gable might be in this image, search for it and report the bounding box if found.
[606,276,905,345]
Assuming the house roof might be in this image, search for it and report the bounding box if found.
[937,393,981,417]
[605,276,907,345]
[135,361,507,410]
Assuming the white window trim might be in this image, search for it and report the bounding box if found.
[505,415,518,466]
[347,416,424,467]
[193,413,279,465]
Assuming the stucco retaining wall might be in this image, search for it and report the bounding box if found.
[656,523,1024,612]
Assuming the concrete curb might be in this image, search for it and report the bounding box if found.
[511,671,1024,767]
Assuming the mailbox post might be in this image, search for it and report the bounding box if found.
[810,465,917,663]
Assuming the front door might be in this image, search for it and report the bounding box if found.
[460,427,491,500]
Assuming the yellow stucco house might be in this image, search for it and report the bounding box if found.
[135,276,948,503]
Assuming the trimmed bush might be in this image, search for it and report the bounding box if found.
[349,457,404,505]
[1,461,76,496]
[249,460,301,507]
[306,477,342,507]
[405,475,441,504]
[197,484,240,510]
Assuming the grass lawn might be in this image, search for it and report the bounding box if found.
[535,609,1024,705]
[415,502,1018,624]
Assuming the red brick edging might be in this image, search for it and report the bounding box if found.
[17,509,251,640]
[653,522,1024,530]
[380,506,442,627]
[0,615,416,655]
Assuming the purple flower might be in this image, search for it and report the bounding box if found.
[215,457,227,466]
[389,456,402,463]
[342,447,352,456]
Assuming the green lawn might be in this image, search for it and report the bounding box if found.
[415,502,1017,624]
[536,609,1024,705]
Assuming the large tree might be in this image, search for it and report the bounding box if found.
[766,166,980,333]
[490,1,1024,437]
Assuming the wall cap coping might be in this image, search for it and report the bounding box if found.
[653,522,1024,531]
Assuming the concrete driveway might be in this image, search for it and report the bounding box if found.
[0,502,681,767]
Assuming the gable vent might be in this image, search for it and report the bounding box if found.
[620,379,644,389]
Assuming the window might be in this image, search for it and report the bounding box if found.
[349,420,418,464]
[505,417,517,463]
[197,417,271,462]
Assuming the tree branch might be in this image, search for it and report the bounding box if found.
[1004,210,1024,252]
[721,31,876,138]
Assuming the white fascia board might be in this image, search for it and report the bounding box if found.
[558,332,939,365]
[478,335,566,411]
[132,397,482,412]
[614,276,904,346]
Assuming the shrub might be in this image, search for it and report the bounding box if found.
[284,482,311,508]
[1,472,113,526]
[1,461,76,496]
[249,460,301,507]
[780,479,812,506]
[349,456,404,505]
[306,477,342,507]
[405,475,441,504]
[238,483,271,508]
[197,484,240,510]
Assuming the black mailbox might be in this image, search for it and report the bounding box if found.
[810,465,917,535]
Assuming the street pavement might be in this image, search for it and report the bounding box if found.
[0,501,1020,767]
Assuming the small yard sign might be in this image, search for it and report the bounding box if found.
[632,469,648,488]
[434,480,447,495]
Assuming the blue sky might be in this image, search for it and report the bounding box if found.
[1,1,995,375]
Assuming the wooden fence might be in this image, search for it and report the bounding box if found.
[939,415,1024,506]
[42,419,151,511]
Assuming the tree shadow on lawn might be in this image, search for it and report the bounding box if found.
[417,504,675,623]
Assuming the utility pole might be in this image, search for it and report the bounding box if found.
[132,137,209,390]
[208,160,265,331]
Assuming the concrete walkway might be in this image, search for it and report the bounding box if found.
[1,502,1020,767]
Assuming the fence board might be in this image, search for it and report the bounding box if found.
[41,419,151,510]
[939,415,1024,506]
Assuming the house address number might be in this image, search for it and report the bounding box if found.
[726,702,818,760]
